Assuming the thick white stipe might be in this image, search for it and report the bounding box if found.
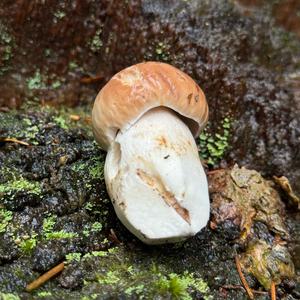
[105,107,209,244]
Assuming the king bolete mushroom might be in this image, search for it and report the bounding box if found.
[92,62,209,244]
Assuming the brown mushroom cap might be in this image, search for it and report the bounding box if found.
[92,61,209,150]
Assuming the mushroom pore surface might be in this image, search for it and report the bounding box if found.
[105,107,210,244]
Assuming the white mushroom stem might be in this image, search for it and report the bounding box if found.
[105,107,210,244]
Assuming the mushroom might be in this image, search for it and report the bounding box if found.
[92,62,209,244]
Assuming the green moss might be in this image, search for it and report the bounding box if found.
[83,251,108,259]
[96,270,120,285]
[42,105,93,135]
[24,125,39,144]
[66,252,82,263]
[72,162,85,173]
[0,293,20,300]
[0,176,41,198]
[155,42,170,61]
[19,234,37,254]
[42,215,57,233]
[42,215,77,239]
[68,61,85,73]
[37,291,52,297]
[51,80,62,89]
[90,29,103,52]
[82,225,90,237]
[53,115,69,130]
[43,216,78,240]
[27,70,45,90]
[89,158,105,180]
[69,61,78,70]
[45,230,78,240]
[3,116,40,145]
[107,247,117,254]
[0,209,13,233]
[81,247,212,299]
[91,221,102,232]
[72,156,105,181]
[199,117,231,165]
[81,295,98,300]
[84,202,94,211]
[125,284,145,297]
[54,10,66,19]
[155,272,210,300]
[27,70,63,92]
[44,48,51,57]
[0,22,14,75]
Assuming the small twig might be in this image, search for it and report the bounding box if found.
[80,75,103,84]
[235,256,254,299]
[26,262,65,292]
[70,114,81,121]
[209,220,217,230]
[1,138,30,146]
[271,281,276,300]
[207,169,222,175]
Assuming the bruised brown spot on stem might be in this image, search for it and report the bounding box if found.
[137,169,155,187]
[136,169,191,224]
[155,136,188,155]
[156,136,168,147]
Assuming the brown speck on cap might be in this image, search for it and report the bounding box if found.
[187,93,193,104]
